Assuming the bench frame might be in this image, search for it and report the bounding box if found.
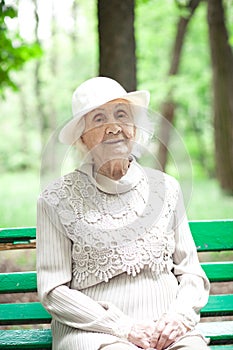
[0,220,233,349]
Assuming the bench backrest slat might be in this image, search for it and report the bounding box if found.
[1,294,233,325]
[0,272,37,293]
[0,302,51,325]
[1,220,232,250]
[0,227,36,243]
[201,294,233,317]
[200,262,233,282]
[1,261,233,294]
[189,220,233,251]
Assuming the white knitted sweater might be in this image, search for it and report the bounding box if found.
[36,161,209,349]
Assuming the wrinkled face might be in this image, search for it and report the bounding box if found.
[81,99,135,164]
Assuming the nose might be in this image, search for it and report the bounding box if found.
[105,123,122,135]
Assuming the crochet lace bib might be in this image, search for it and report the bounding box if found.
[42,167,179,289]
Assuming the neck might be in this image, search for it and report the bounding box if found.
[95,158,131,180]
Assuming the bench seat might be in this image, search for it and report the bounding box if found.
[0,322,233,349]
[0,329,52,349]
[198,321,233,345]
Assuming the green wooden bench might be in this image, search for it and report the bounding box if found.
[0,220,233,349]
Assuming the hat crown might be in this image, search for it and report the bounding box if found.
[72,77,127,117]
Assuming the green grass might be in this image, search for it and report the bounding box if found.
[0,171,40,228]
[188,178,233,220]
[0,171,232,228]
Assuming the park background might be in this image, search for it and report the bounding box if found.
[0,0,233,276]
[0,0,233,318]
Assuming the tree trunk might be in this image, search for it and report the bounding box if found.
[207,0,233,194]
[157,0,201,171]
[98,0,136,91]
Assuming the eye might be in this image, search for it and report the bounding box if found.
[116,110,129,120]
[93,113,106,123]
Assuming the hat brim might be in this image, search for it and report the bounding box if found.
[59,90,150,145]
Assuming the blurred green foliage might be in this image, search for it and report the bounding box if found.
[136,1,216,178]
[0,0,222,175]
[0,0,42,97]
[0,171,232,228]
[0,0,232,227]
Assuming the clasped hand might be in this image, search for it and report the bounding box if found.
[128,314,189,350]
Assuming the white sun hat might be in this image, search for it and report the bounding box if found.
[59,76,150,145]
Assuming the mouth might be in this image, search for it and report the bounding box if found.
[103,139,125,145]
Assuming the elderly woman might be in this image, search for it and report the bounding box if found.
[37,77,210,350]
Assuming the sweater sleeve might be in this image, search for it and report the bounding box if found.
[167,184,210,329]
[36,196,133,338]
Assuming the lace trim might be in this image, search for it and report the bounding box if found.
[71,231,175,283]
[41,168,179,284]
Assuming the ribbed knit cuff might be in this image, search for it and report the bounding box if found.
[177,311,200,330]
[99,301,134,339]
[163,311,200,330]
[112,317,134,339]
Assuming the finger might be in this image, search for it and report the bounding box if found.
[156,318,166,333]
[150,329,160,348]
[128,331,151,349]
[139,340,151,349]
[143,328,153,337]
[132,337,151,349]
[154,324,176,350]
[150,319,166,348]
